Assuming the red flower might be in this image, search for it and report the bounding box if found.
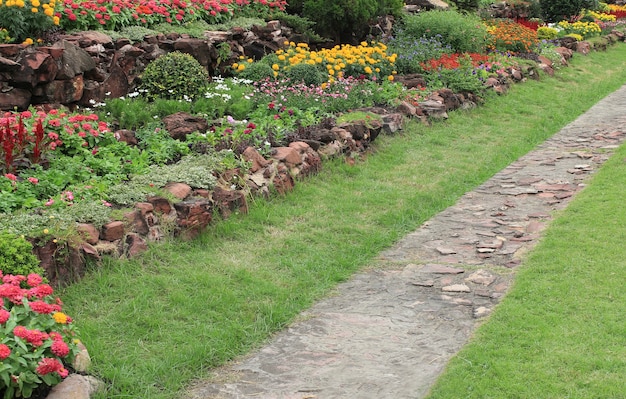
[36,358,64,376]
[0,344,10,360]
[51,340,70,357]
[27,273,43,287]
[0,308,9,324]
[28,283,54,299]
[4,173,17,181]
[29,300,55,314]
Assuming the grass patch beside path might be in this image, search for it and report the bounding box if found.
[60,44,626,399]
[426,144,626,399]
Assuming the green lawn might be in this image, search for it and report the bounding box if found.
[59,43,626,398]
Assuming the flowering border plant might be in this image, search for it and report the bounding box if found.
[0,270,81,399]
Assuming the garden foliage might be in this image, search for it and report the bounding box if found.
[0,234,43,277]
[139,51,209,101]
[397,10,489,54]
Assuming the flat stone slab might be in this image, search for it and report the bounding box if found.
[185,84,626,399]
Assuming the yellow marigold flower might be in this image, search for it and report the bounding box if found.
[315,57,323,63]
[232,62,239,69]
[360,41,368,47]
[321,82,327,90]
[239,55,245,60]
[334,64,341,70]
[247,58,253,63]
[375,67,380,73]
[32,0,40,6]
[31,7,38,12]
[53,312,68,324]
[272,63,279,71]
[16,0,25,7]
[273,71,278,77]
[364,66,372,74]
[237,64,245,72]
[283,40,289,46]
[387,75,394,81]
[328,69,335,76]
[43,228,49,234]
[53,15,60,25]
[278,54,286,61]
[44,7,53,16]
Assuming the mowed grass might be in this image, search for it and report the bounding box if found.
[426,144,626,399]
[59,44,626,398]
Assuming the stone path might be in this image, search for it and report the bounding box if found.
[185,84,626,399]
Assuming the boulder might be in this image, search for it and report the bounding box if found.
[162,112,209,140]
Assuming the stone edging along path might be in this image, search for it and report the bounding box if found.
[185,84,626,399]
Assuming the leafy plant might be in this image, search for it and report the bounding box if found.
[234,61,276,82]
[387,33,453,74]
[0,234,43,278]
[0,270,81,398]
[285,63,326,86]
[539,0,587,22]
[0,0,60,43]
[139,51,209,101]
[397,10,489,54]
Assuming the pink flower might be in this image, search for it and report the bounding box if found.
[28,283,54,299]
[51,340,70,357]
[0,344,10,360]
[27,273,43,287]
[28,177,39,184]
[29,300,55,314]
[4,173,17,181]
[36,358,64,375]
[45,198,55,206]
[0,308,10,324]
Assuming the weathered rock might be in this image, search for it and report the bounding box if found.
[76,223,99,245]
[212,186,248,218]
[174,199,213,239]
[72,342,91,373]
[101,221,124,242]
[125,232,148,257]
[52,40,96,79]
[442,284,471,293]
[271,146,301,167]
[242,146,271,173]
[576,41,591,55]
[465,270,496,286]
[13,50,58,86]
[45,374,104,399]
[0,84,31,111]
[419,99,448,119]
[162,112,209,140]
[35,75,84,103]
[164,182,192,200]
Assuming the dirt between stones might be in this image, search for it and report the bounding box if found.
[185,84,626,399]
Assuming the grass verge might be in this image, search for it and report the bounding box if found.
[426,138,626,399]
[60,43,626,398]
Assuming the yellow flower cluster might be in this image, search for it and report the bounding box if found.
[275,41,397,82]
[557,21,602,39]
[585,10,616,22]
[0,0,60,24]
[608,4,626,12]
[232,41,397,83]
[52,311,68,324]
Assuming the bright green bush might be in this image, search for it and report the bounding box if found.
[0,233,44,277]
[237,61,275,82]
[139,51,209,101]
[285,63,326,86]
[398,10,489,54]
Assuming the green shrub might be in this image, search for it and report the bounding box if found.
[285,63,326,86]
[539,0,596,22]
[139,51,209,101]
[0,233,44,278]
[451,0,480,12]
[301,0,403,42]
[398,10,489,54]
[237,62,275,82]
